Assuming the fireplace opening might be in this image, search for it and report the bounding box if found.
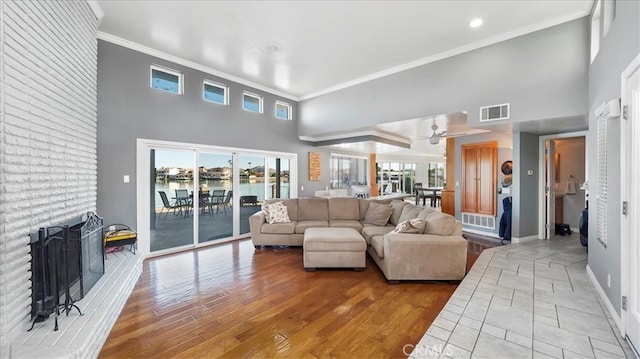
[29,212,104,330]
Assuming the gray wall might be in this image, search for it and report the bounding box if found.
[587,0,640,315]
[97,41,329,227]
[454,131,513,237]
[299,18,588,137]
[554,137,586,229]
[512,132,540,240]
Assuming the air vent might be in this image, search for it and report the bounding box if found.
[462,213,496,229]
[480,103,510,122]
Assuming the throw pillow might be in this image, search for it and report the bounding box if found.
[389,200,407,225]
[264,201,291,224]
[363,202,393,226]
[422,211,457,235]
[398,204,422,223]
[390,219,426,234]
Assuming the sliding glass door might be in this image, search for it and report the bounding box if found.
[151,149,195,252]
[140,139,298,256]
[197,152,234,244]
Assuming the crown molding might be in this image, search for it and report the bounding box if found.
[86,0,104,25]
[97,32,300,102]
[299,10,589,101]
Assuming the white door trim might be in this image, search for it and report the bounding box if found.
[135,138,298,257]
[537,131,588,240]
[620,53,640,344]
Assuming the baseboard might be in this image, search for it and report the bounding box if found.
[463,228,500,239]
[511,235,539,244]
[586,264,623,334]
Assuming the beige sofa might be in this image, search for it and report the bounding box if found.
[249,197,467,282]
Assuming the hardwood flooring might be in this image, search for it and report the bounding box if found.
[99,238,497,358]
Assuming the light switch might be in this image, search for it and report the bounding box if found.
[123,175,130,183]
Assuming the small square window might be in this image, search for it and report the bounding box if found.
[275,101,292,120]
[203,81,228,105]
[243,91,263,113]
[150,65,182,94]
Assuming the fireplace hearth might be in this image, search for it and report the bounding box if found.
[29,212,104,331]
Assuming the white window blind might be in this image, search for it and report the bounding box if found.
[597,113,608,246]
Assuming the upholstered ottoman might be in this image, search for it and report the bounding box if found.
[303,228,367,271]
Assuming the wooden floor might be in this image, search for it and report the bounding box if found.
[99,237,497,358]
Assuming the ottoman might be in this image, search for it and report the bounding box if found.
[303,228,367,271]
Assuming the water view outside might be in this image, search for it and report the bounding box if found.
[153,179,290,209]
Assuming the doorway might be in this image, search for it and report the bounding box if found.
[538,132,587,240]
[621,54,640,356]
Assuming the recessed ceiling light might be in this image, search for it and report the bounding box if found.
[469,18,483,28]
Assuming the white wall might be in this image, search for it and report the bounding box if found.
[0,0,99,353]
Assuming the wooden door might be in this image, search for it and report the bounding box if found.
[477,143,497,215]
[461,145,478,213]
[461,141,497,216]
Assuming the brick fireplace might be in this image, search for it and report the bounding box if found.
[0,1,136,358]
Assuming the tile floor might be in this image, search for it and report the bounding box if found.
[411,234,638,359]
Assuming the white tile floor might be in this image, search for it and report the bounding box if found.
[411,234,638,359]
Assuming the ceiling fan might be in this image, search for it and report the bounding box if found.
[428,120,447,145]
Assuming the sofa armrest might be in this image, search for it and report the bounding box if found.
[381,233,467,280]
[249,211,266,231]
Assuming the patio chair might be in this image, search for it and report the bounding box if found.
[220,190,232,215]
[158,191,179,217]
[174,189,191,216]
[210,189,226,213]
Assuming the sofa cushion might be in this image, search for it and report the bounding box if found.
[329,220,363,232]
[295,220,329,234]
[358,199,371,221]
[389,200,407,225]
[370,236,385,258]
[328,197,360,220]
[399,203,423,223]
[264,198,298,221]
[361,226,393,244]
[363,202,393,226]
[420,211,457,235]
[298,198,329,221]
[390,218,426,234]
[264,201,291,224]
[262,222,296,234]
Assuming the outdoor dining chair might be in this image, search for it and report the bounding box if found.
[158,191,179,217]
[174,189,191,216]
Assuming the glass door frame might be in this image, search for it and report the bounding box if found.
[137,138,298,257]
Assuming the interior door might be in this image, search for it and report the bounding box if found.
[461,145,478,213]
[625,63,640,356]
[545,140,556,239]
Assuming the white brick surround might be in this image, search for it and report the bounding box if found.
[1,0,99,355]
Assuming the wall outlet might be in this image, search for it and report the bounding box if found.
[527,170,534,176]
[607,274,611,288]
[123,175,130,183]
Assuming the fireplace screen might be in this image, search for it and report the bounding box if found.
[30,212,104,323]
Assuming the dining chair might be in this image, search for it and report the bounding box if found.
[158,191,179,217]
[220,190,232,215]
[210,189,226,213]
[174,189,191,216]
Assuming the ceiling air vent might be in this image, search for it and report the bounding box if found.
[480,103,510,122]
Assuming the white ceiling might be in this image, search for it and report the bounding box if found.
[97,0,592,101]
[96,0,593,156]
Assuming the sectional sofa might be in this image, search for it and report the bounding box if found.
[249,197,468,282]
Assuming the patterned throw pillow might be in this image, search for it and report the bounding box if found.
[390,219,426,234]
[265,201,290,224]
